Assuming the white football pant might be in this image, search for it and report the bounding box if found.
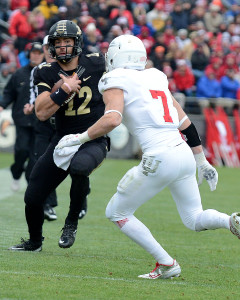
[106,142,230,264]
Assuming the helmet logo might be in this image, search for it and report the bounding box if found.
[56,21,67,35]
[76,25,82,35]
[133,56,138,63]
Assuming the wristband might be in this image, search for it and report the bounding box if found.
[63,82,72,93]
[79,131,91,143]
[50,88,69,106]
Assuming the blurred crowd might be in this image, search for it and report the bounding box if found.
[1,0,240,101]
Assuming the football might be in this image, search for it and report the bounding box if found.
[51,78,64,93]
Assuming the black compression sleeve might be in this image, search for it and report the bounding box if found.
[180,123,201,147]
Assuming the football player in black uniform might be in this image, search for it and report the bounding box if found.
[24,35,59,222]
[9,20,109,252]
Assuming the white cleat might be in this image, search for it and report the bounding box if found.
[138,259,181,279]
[230,212,240,239]
[11,179,20,192]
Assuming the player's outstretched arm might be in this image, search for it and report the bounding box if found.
[87,88,124,140]
[172,95,218,191]
[55,88,123,149]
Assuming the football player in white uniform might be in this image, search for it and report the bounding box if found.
[56,35,240,279]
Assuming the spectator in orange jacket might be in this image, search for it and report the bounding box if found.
[173,59,195,96]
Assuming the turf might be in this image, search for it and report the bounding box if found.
[0,152,240,299]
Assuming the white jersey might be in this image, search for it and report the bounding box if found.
[98,68,183,153]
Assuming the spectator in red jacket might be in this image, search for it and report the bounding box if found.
[162,25,176,47]
[99,41,109,55]
[231,42,240,65]
[219,53,240,79]
[137,26,155,57]
[8,0,33,52]
[10,0,30,11]
[173,59,195,96]
[156,0,177,14]
[205,57,224,81]
[236,87,240,100]
[109,1,134,29]
[163,64,178,93]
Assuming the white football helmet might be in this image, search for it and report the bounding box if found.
[106,35,147,72]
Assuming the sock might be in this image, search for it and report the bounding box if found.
[115,215,174,265]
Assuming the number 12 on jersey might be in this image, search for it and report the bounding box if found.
[149,90,173,123]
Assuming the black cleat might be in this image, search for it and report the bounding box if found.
[44,204,57,221]
[8,238,42,252]
[59,224,77,248]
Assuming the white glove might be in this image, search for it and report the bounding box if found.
[55,131,90,149]
[194,152,218,191]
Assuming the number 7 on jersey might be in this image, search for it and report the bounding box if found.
[149,90,173,123]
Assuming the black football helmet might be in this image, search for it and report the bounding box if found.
[48,20,83,63]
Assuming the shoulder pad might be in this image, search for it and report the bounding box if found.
[84,52,105,65]
[38,62,55,70]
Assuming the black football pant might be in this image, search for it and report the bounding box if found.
[24,135,108,243]
[33,129,58,208]
[10,126,35,182]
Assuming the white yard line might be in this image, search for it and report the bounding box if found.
[0,270,186,284]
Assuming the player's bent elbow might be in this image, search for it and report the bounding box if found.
[108,115,122,129]
[110,119,121,130]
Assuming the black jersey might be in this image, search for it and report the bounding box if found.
[34,53,106,136]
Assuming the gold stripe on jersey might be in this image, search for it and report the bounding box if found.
[38,82,51,89]
[86,53,100,57]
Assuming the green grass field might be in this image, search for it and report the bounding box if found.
[0,152,240,300]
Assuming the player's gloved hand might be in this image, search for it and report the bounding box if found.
[55,131,91,149]
[194,152,218,191]
[55,134,81,149]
